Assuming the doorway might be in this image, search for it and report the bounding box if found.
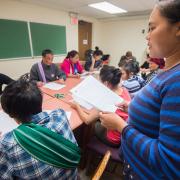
[78,20,92,61]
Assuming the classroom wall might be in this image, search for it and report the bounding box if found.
[0,0,102,79]
[0,0,149,78]
[100,17,149,66]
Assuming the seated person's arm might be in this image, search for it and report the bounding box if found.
[55,66,66,83]
[30,65,44,87]
[89,57,96,72]
[67,62,83,78]
[67,73,80,78]
[84,58,93,71]
[69,102,99,124]
[0,73,14,85]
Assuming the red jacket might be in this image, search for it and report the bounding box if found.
[60,58,83,76]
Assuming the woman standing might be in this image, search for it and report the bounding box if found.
[99,1,180,179]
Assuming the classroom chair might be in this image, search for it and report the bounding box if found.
[85,136,122,176]
[92,150,111,180]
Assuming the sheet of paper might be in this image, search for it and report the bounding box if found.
[92,70,100,75]
[72,94,93,110]
[65,111,71,120]
[43,82,65,90]
[44,110,71,120]
[80,76,87,79]
[0,111,18,135]
[80,71,90,76]
[80,71,90,79]
[70,76,123,112]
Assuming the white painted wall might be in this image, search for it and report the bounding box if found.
[0,0,102,79]
[0,0,150,79]
[99,17,149,66]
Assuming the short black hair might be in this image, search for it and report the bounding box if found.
[42,49,53,57]
[102,54,110,61]
[100,65,122,88]
[1,79,42,123]
[126,51,133,57]
[122,61,140,77]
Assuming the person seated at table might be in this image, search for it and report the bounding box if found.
[141,53,150,70]
[140,53,150,80]
[121,61,145,97]
[70,65,131,147]
[0,78,80,179]
[84,46,103,71]
[0,73,14,95]
[125,51,137,62]
[61,50,83,78]
[118,55,128,68]
[101,54,110,66]
[30,49,66,87]
[144,57,165,85]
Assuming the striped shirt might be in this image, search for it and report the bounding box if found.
[145,68,163,85]
[122,75,145,97]
[121,64,180,179]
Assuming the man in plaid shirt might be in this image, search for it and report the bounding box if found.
[0,79,78,179]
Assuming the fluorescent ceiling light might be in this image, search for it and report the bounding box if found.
[88,1,127,14]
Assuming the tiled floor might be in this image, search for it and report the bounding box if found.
[79,170,123,180]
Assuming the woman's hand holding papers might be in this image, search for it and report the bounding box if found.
[69,101,80,110]
[69,101,99,124]
[99,112,127,133]
[115,100,130,113]
[99,100,130,133]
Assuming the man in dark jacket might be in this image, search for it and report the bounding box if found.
[30,49,66,87]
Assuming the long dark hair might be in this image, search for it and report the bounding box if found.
[66,50,78,59]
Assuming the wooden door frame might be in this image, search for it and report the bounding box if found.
[78,20,92,61]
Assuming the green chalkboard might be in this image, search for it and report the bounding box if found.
[30,22,67,56]
[0,19,31,59]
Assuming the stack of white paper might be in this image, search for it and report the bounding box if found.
[70,76,123,112]
[0,111,18,135]
[43,82,65,90]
